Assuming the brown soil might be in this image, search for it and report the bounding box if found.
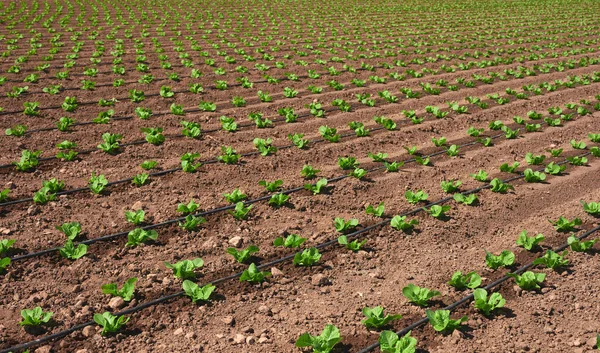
[1,1,600,353]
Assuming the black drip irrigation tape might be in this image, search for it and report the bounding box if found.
[354,222,600,353]
[0,150,595,353]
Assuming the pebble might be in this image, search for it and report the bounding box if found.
[311,274,330,286]
[270,267,284,277]
[35,346,52,353]
[82,325,95,337]
[228,236,243,248]
[174,328,184,336]
[131,201,144,210]
[233,334,246,344]
[108,296,126,310]
[246,336,256,345]
[27,205,41,216]
[222,316,235,326]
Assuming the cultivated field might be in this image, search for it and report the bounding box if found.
[1,0,600,352]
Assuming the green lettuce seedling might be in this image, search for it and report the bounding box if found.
[453,193,478,205]
[402,284,440,307]
[378,331,417,353]
[581,201,600,216]
[126,228,158,246]
[473,288,505,316]
[93,312,129,335]
[178,215,206,231]
[334,218,359,233]
[56,222,81,240]
[426,309,467,333]
[404,190,428,204]
[59,240,87,260]
[365,202,385,217]
[227,245,259,264]
[177,200,199,214]
[567,236,597,252]
[550,216,582,232]
[165,258,204,279]
[361,306,402,330]
[240,263,270,283]
[273,234,306,248]
[293,247,321,266]
[259,180,283,192]
[447,271,481,290]
[229,202,252,220]
[533,250,569,270]
[223,189,247,204]
[182,281,215,303]
[507,271,545,290]
[125,210,145,225]
[102,277,137,301]
[20,307,53,326]
[338,236,366,252]
[295,324,341,353]
[304,178,328,195]
[485,250,515,270]
[390,216,418,232]
[515,230,544,251]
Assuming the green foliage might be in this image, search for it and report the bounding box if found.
[301,165,320,179]
[223,189,247,204]
[365,202,385,217]
[229,202,252,220]
[515,230,544,250]
[182,281,215,303]
[532,250,569,270]
[177,200,199,214]
[440,180,462,193]
[227,245,259,264]
[217,146,240,164]
[14,150,41,172]
[240,263,270,283]
[253,138,277,156]
[97,133,122,154]
[338,235,367,252]
[379,331,417,353]
[165,258,204,279]
[489,178,514,193]
[550,216,582,232]
[89,172,108,194]
[304,178,328,194]
[402,284,440,307]
[361,306,402,329]
[447,271,481,290]
[404,190,428,204]
[507,271,545,290]
[426,205,451,219]
[293,247,322,266]
[426,309,467,333]
[126,228,158,247]
[273,234,306,248]
[102,278,137,301]
[20,307,53,326]
[59,240,88,260]
[390,216,419,232]
[334,218,359,233]
[295,324,341,353]
[567,235,597,252]
[485,250,515,270]
[473,288,505,316]
[56,222,81,240]
[181,152,201,172]
[581,201,600,215]
[93,312,129,335]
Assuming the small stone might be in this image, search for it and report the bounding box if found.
[228,236,243,248]
[108,297,126,310]
[0,228,11,235]
[246,336,256,345]
[543,325,554,334]
[27,205,41,216]
[131,201,144,210]
[5,182,15,189]
[258,336,270,344]
[35,346,52,353]
[82,325,96,338]
[257,305,270,315]
[573,339,582,347]
[233,334,246,344]
[271,267,284,277]
[241,327,254,334]
[222,316,235,326]
[174,328,184,336]
[185,331,197,339]
[311,274,330,286]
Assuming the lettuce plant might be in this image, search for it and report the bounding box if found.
[182,281,215,303]
[273,234,306,248]
[473,288,505,316]
[56,222,81,240]
[165,258,204,279]
[94,312,129,335]
[507,271,545,290]
[240,263,270,283]
[338,236,366,252]
[334,218,359,233]
[402,284,440,307]
[567,236,597,252]
[550,216,582,232]
[447,271,481,290]
[89,173,108,194]
[515,230,544,250]
[20,307,53,326]
[485,250,515,269]
[227,245,259,264]
[390,216,418,232]
[404,190,428,204]
[378,331,417,353]
[59,240,87,260]
[126,228,158,246]
[365,202,385,217]
[293,247,321,266]
[361,306,402,330]
[102,277,137,301]
[581,201,600,215]
[533,250,569,270]
[295,324,341,353]
[229,202,252,220]
[426,309,467,333]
